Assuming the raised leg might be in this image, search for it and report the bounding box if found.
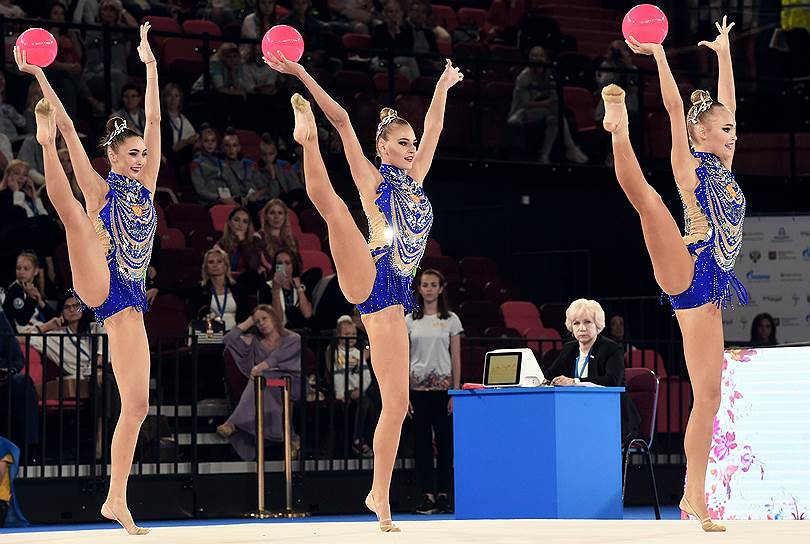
[602,85,695,295]
[36,99,110,307]
[291,94,376,304]
[100,309,151,535]
[361,305,410,530]
[676,303,726,531]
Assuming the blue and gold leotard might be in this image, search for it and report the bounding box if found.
[668,151,747,310]
[74,172,156,323]
[356,164,433,315]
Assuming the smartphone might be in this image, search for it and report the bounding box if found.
[275,263,287,275]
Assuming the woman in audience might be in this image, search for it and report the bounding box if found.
[544,299,640,441]
[216,304,301,461]
[0,70,26,142]
[327,314,377,456]
[2,252,55,332]
[255,198,299,273]
[0,160,47,219]
[256,135,307,210]
[406,268,462,515]
[371,0,420,81]
[112,84,146,136]
[188,247,250,330]
[191,125,238,205]
[258,248,312,330]
[240,0,278,60]
[160,83,198,171]
[609,17,743,531]
[214,207,261,280]
[604,312,637,352]
[750,312,778,346]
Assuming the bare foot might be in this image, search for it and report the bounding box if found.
[601,84,628,135]
[101,500,149,535]
[34,98,56,146]
[291,93,316,145]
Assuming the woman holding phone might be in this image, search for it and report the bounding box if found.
[257,248,312,330]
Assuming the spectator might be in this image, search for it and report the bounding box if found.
[240,0,278,61]
[71,0,100,24]
[0,1,25,18]
[0,71,26,142]
[0,306,39,463]
[222,129,263,201]
[194,0,237,29]
[255,199,299,275]
[215,206,261,280]
[82,0,137,113]
[327,0,379,34]
[258,248,312,330]
[406,0,443,76]
[2,252,55,333]
[193,42,248,98]
[0,160,47,219]
[190,125,240,205]
[22,81,43,136]
[595,40,639,167]
[187,247,250,330]
[45,1,105,117]
[0,436,29,527]
[243,43,280,95]
[40,147,83,210]
[507,46,589,165]
[160,83,198,170]
[280,0,332,67]
[112,83,146,136]
[0,133,10,171]
[371,0,421,81]
[327,314,377,456]
[16,130,65,188]
[255,135,306,208]
[750,312,778,346]
[407,268,462,515]
[216,304,302,461]
[544,298,641,441]
[604,312,637,352]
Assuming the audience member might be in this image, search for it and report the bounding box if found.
[0,306,39,460]
[0,161,47,220]
[327,0,379,34]
[0,71,26,142]
[407,268,462,515]
[255,199,299,275]
[190,125,240,205]
[507,46,589,164]
[187,247,250,330]
[0,435,29,527]
[371,0,420,81]
[545,298,640,441]
[406,0,442,76]
[0,0,25,18]
[604,312,637,352]
[595,40,639,166]
[222,129,263,201]
[71,0,100,24]
[240,0,278,61]
[327,314,376,456]
[22,81,43,137]
[82,0,137,112]
[256,136,306,208]
[112,83,146,136]
[258,248,312,330]
[215,207,261,280]
[193,42,248,98]
[194,0,237,28]
[160,83,198,170]
[280,0,332,67]
[16,131,64,188]
[2,252,55,332]
[750,312,778,346]
[217,304,301,461]
[243,43,281,95]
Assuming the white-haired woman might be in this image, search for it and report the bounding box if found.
[545,298,640,441]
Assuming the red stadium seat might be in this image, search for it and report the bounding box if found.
[457,7,487,28]
[539,302,567,336]
[563,86,598,132]
[458,300,501,338]
[482,281,520,306]
[432,4,458,33]
[341,33,372,51]
[295,232,322,252]
[165,203,212,232]
[500,300,543,331]
[186,229,218,256]
[143,15,181,48]
[425,238,442,257]
[419,256,461,285]
[145,293,189,338]
[373,71,411,94]
[234,129,261,162]
[299,208,327,240]
[159,228,186,249]
[300,250,334,276]
[156,248,202,289]
[182,19,222,37]
[625,349,668,378]
[209,204,237,232]
[459,256,499,288]
[522,324,562,359]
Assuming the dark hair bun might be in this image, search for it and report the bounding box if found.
[379,107,396,121]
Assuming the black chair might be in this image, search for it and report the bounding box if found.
[622,367,661,520]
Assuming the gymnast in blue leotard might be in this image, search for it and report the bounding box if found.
[606,16,742,532]
[16,23,159,535]
[264,52,462,532]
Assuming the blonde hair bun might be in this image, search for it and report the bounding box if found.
[690,89,712,106]
[379,107,396,121]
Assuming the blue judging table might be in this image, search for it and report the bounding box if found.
[449,386,624,519]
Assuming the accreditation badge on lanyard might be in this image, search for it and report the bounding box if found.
[576,348,592,379]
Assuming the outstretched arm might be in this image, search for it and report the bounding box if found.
[410,59,463,184]
[263,52,380,198]
[139,22,161,192]
[699,15,736,115]
[627,37,698,189]
[13,46,106,202]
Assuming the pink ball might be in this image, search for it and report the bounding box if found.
[622,4,668,45]
[262,25,304,63]
[16,28,58,68]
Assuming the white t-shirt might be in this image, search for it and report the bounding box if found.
[29,324,107,378]
[406,312,464,391]
[167,113,195,144]
[210,291,237,331]
[332,344,372,400]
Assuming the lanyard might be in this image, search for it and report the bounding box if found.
[211,287,229,317]
[63,328,91,361]
[575,348,592,379]
[169,115,184,142]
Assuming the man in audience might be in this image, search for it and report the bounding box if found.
[0,306,39,459]
[222,129,264,205]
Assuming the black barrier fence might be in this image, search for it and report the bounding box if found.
[1,15,808,177]
[2,325,704,482]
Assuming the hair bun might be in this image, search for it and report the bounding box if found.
[105,116,126,133]
[379,107,396,121]
[690,89,712,106]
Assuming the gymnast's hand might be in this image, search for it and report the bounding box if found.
[698,15,735,55]
[262,50,303,77]
[137,22,156,65]
[438,59,463,90]
[13,46,42,77]
[625,36,663,57]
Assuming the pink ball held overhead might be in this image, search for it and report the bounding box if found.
[622,4,668,44]
[15,27,59,67]
[262,24,305,63]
